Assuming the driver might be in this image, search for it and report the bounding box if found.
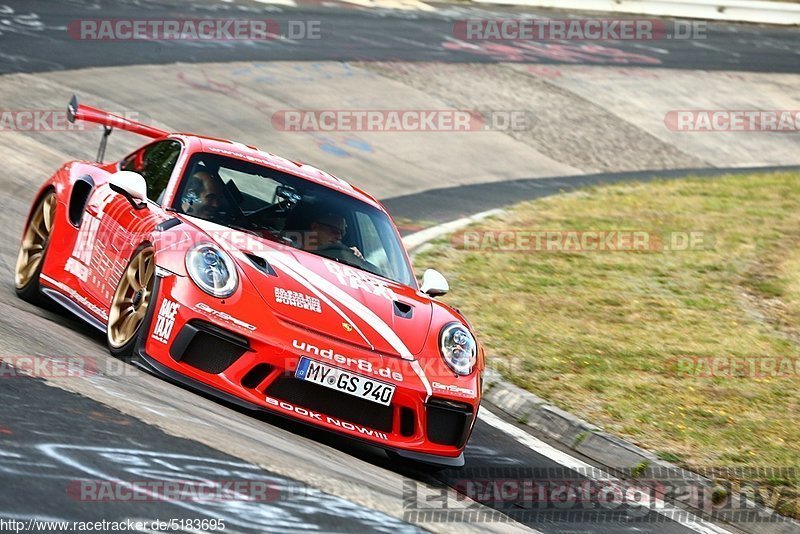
[305,212,364,260]
[181,171,225,220]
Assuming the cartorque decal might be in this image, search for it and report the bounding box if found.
[432,381,476,398]
[194,302,256,332]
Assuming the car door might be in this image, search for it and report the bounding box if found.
[72,140,183,315]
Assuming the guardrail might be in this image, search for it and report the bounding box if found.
[471,0,800,25]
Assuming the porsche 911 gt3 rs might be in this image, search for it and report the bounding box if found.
[14,96,484,467]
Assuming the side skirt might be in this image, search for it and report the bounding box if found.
[39,282,107,333]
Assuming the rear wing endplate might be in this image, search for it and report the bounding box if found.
[67,95,169,163]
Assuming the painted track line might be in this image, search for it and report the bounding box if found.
[478,408,734,534]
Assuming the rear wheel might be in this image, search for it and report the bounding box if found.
[15,191,56,304]
[107,246,155,360]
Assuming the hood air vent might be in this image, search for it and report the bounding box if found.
[393,301,413,319]
[245,253,277,277]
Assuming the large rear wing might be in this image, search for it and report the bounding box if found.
[67,95,168,139]
[67,95,169,163]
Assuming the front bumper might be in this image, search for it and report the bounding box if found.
[134,272,479,465]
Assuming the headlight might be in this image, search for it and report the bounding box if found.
[439,323,477,376]
[186,243,238,298]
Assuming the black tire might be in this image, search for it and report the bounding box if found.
[15,190,56,306]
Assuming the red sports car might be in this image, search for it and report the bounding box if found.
[14,97,483,467]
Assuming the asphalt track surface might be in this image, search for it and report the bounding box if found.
[0,374,421,533]
[0,0,797,74]
[1,0,798,533]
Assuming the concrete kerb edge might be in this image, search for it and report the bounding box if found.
[402,208,800,534]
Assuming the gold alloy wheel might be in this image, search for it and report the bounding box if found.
[15,192,56,289]
[108,247,155,349]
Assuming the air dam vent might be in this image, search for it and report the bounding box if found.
[400,407,416,437]
[68,176,94,227]
[241,363,273,389]
[170,321,250,374]
[245,253,277,276]
[426,398,474,448]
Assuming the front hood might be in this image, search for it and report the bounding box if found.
[183,217,433,356]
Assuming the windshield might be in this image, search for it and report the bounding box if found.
[173,152,415,287]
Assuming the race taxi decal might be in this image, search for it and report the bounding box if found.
[324,260,397,301]
[152,298,179,343]
[273,287,321,313]
[265,396,389,441]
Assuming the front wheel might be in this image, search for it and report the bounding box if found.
[107,245,155,360]
[15,190,56,305]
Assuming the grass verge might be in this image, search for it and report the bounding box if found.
[415,171,800,517]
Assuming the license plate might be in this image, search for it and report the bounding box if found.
[294,357,395,406]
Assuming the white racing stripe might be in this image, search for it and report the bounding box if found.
[266,251,434,399]
[183,217,434,399]
[479,408,734,534]
[268,252,413,359]
[266,255,375,350]
[188,218,373,349]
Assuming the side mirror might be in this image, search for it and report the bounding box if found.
[420,269,449,297]
[108,170,148,209]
